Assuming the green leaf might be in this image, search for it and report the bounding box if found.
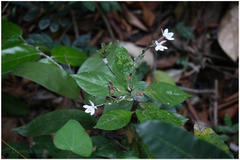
[2,20,22,39]
[176,22,195,40]
[194,123,232,156]
[92,136,121,158]
[135,120,231,158]
[32,135,81,158]
[110,2,122,12]
[72,72,128,97]
[60,34,71,46]
[100,2,111,12]
[224,114,232,126]
[2,37,24,49]
[94,109,132,130]
[106,43,134,82]
[12,62,80,99]
[13,109,95,137]
[77,53,112,77]
[53,120,93,157]
[143,82,192,105]
[23,8,40,22]
[104,100,133,113]
[2,142,30,158]
[136,103,182,127]
[82,1,95,11]
[38,17,51,30]
[2,39,40,73]
[155,70,176,85]
[2,93,30,116]
[26,33,57,51]
[51,46,87,66]
[50,21,59,33]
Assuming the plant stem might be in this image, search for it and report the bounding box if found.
[38,51,64,70]
[153,50,158,82]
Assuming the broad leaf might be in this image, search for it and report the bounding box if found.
[194,123,232,156]
[77,53,113,77]
[94,109,132,130]
[2,142,30,158]
[38,17,51,30]
[135,120,231,158]
[92,136,121,158]
[136,103,182,127]
[13,109,95,137]
[106,43,134,82]
[2,21,22,39]
[13,62,80,99]
[155,70,176,85]
[143,82,191,105]
[2,39,40,73]
[82,1,95,11]
[53,120,92,157]
[2,93,30,116]
[50,21,59,33]
[51,46,87,66]
[104,100,133,113]
[72,72,128,97]
[32,135,81,158]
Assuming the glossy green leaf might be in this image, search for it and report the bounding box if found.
[32,135,81,158]
[194,123,231,156]
[144,82,192,105]
[2,40,40,73]
[94,109,132,130]
[155,70,176,85]
[50,21,59,33]
[92,136,121,158]
[60,34,71,46]
[13,109,96,137]
[26,33,56,51]
[2,142,30,158]
[2,38,24,49]
[136,103,182,127]
[104,100,133,113]
[51,46,87,66]
[135,120,231,158]
[109,2,122,12]
[2,21,22,39]
[106,43,134,82]
[72,34,91,48]
[53,120,93,157]
[12,62,80,99]
[72,72,128,97]
[77,53,113,77]
[38,17,51,30]
[82,1,95,11]
[23,8,40,22]
[2,93,30,116]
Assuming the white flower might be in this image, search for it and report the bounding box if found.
[102,58,108,65]
[83,100,97,116]
[162,28,174,40]
[155,40,168,51]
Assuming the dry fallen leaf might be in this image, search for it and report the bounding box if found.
[217,5,239,61]
[139,2,156,27]
[122,4,148,32]
[120,41,154,67]
[135,34,153,47]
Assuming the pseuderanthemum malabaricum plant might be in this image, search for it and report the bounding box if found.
[3,20,232,159]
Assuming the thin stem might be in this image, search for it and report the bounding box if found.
[38,50,64,70]
[96,2,116,41]
[153,50,158,82]
[2,139,27,159]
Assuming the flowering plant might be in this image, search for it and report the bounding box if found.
[3,20,232,159]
